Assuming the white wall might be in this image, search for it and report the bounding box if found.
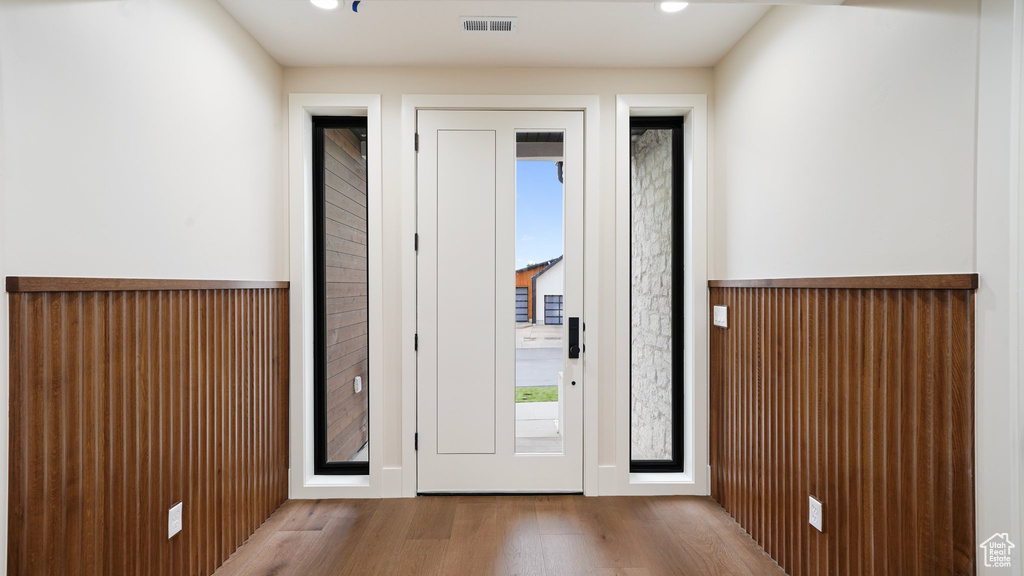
[0,0,285,572]
[0,0,286,281]
[713,0,978,280]
[285,67,713,471]
[714,1,1021,573]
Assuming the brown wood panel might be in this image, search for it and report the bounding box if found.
[6,277,288,293]
[325,177,368,215]
[325,236,367,259]
[327,252,368,272]
[325,216,368,245]
[327,282,368,300]
[709,282,976,576]
[326,130,369,184]
[708,273,978,291]
[8,286,289,576]
[324,153,368,200]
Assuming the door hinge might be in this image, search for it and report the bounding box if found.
[414,233,419,252]
[414,133,419,152]
[414,433,418,451]
[414,333,418,351]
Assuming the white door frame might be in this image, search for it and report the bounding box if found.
[401,95,601,497]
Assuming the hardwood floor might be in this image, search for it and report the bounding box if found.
[212,496,786,576]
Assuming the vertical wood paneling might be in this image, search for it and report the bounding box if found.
[8,286,289,576]
[710,283,975,576]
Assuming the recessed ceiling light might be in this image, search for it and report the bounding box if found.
[659,2,689,13]
[311,0,340,9]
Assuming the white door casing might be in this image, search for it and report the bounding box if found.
[416,109,584,493]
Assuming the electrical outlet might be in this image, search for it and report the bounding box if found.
[354,376,363,394]
[713,305,728,328]
[808,496,823,532]
[168,502,183,539]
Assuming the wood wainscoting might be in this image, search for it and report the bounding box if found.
[6,277,289,576]
[709,275,977,576]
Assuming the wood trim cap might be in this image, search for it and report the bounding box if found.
[6,277,289,293]
[708,273,978,291]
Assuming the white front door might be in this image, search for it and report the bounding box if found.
[416,109,584,493]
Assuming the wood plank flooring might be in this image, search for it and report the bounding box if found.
[212,496,785,576]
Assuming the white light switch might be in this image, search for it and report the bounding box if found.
[168,502,183,539]
[354,376,363,394]
[713,305,728,328]
[809,496,824,532]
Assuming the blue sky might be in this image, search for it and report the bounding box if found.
[515,160,563,269]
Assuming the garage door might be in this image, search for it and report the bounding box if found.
[544,295,563,325]
[515,287,529,322]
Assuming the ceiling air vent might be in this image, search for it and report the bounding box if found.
[460,16,517,34]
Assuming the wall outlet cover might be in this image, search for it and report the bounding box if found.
[808,496,823,532]
[169,502,183,539]
[713,305,728,328]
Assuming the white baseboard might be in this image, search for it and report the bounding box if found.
[382,467,405,497]
[599,465,617,495]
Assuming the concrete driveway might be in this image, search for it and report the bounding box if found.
[515,323,563,348]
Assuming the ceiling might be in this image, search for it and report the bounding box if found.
[215,0,785,68]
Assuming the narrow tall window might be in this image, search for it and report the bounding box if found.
[313,116,370,475]
[629,117,683,473]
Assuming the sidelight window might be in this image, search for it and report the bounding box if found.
[629,116,684,473]
[313,116,370,475]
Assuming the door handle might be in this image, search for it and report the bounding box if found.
[568,317,581,359]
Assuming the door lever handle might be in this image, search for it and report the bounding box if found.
[568,317,581,359]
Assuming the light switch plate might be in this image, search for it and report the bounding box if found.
[169,502,183,539]
[354,376,363,394]
[809,496,823,532]
[713,305,728,328]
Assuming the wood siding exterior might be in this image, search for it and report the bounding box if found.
[323,128,370,464]
[514,263,545,324]
[709,279,976,576]
[7,280,289,576]
[514,259,562,325]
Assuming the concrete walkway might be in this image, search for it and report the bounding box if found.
[515,400,558,420]
[515,419,562,453]
[515,402,561,453]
